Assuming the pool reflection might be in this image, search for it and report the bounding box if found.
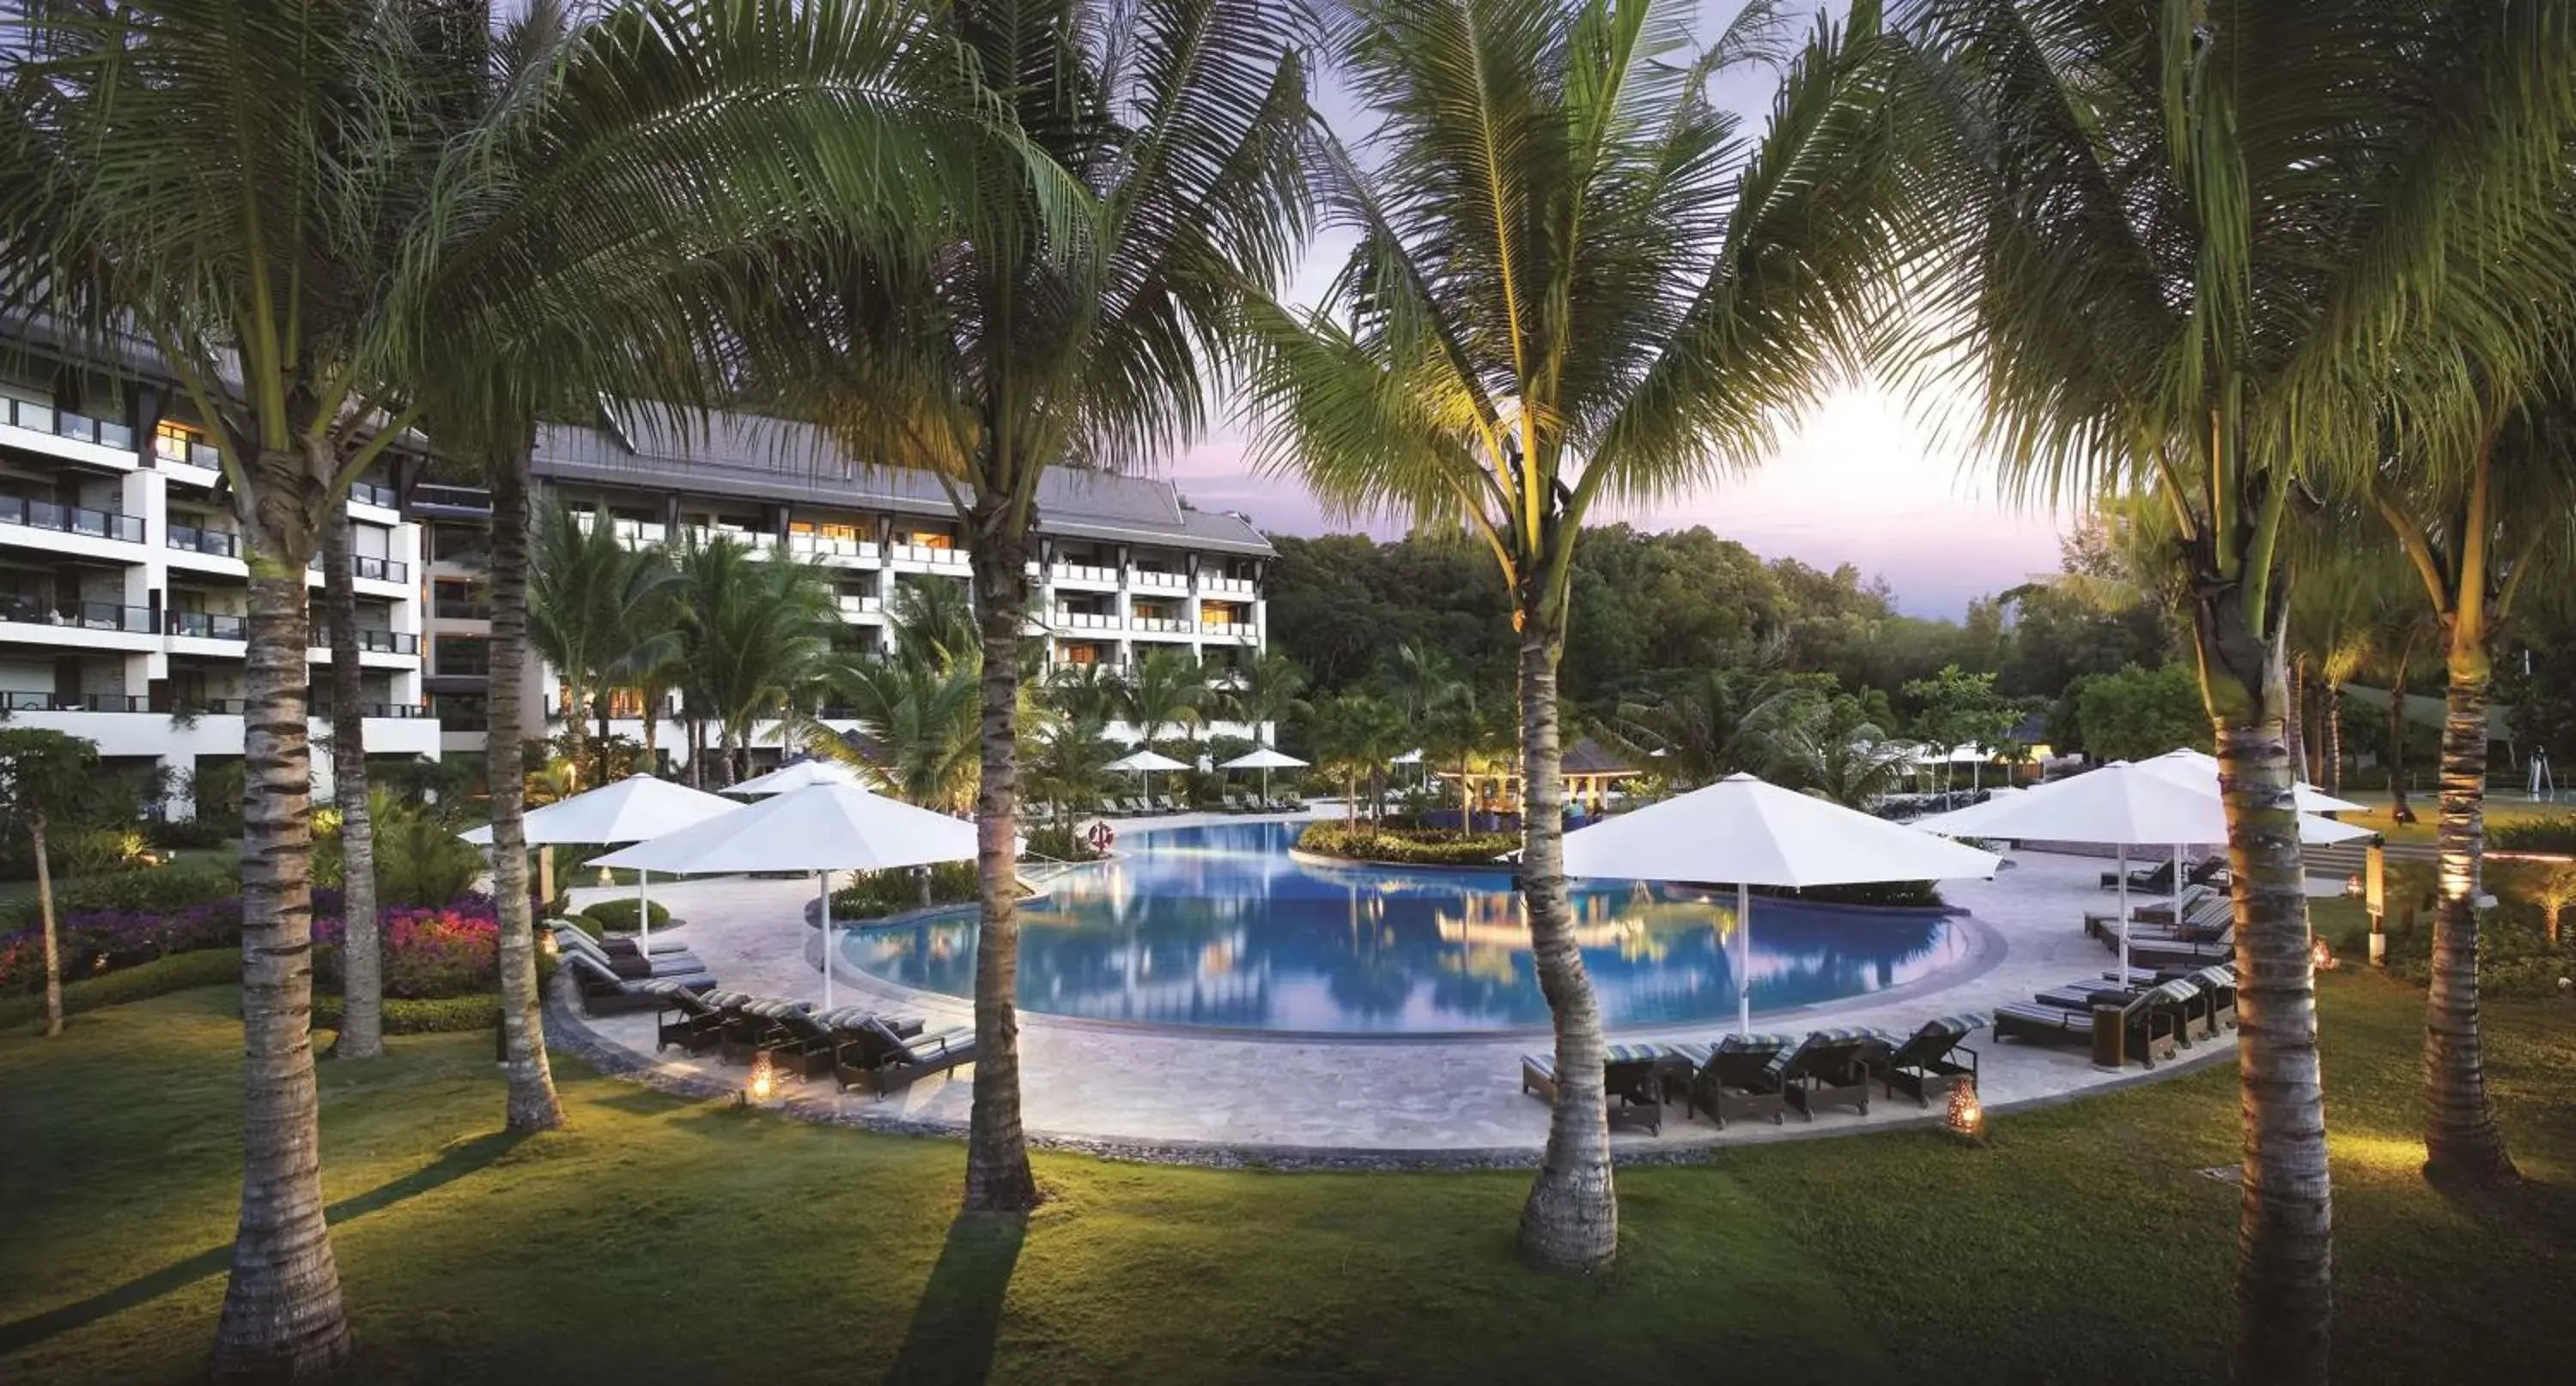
[841,822,1971,1033]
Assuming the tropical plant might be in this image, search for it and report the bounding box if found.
[1309,694,1411,827]
[837,586,983,812]
[1122,648,1209,751]
[2367,370,2576,1180]
[1607,665,1805,788]
[0,729,100,1037]
[1239,0,1908,1270]
[732,0,1311,1212]
[1023,720,1121,826]
[1419,683,1510,828]
[527,501,680,787]
[1045,660,1125,738]
[1899,1,2576,1373]
[1768,720,1916,810]
[1222,648,1312,751]
[677,538,841,785]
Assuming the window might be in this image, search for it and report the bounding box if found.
[433,635,490,678]
[905,531,954,550]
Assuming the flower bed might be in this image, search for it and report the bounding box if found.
[1297,823,1520,868]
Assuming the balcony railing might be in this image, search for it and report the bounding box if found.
[433,595,492,620]
[167,523,242,558]
[1200,574,1257,598]
[0,597,154,633]
[167,611,248,641]
[1132,568,1188,591]
[1,397,134,451]
[1050,562,1118,584]
[0,495,146,544]
[1128,615,1190,633]
[410,483,494,514]
[1200,620,1257,638]
[311,627,420,655]
[347,480,399,508]
[311,702,432,720]
[307,554,410,583]
[890,542,967,567]
[1053,609,1121,629]
[788,532,879,561]
[835,594,882,617]
[152,434,226,470]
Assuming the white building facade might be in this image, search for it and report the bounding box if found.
[0,358,436,815]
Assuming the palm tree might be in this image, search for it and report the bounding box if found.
[2365,368,2576,1182]
[1238,0,1907,1271]
[1046,660,1125,738]
[671,537,840,784]
[1770,719,1916,810]
[1420,684,1510,829]
[319,510,384,1061]
[387,0,992,1146]
[737,0,1309,1212]
[1122,648,1209,753]
[1376,641,1460,734]
[1608,665,1803,788]
[527,502,680,787]
[837,581,985,812]
[1899,2,2576,1373]
[1310,694,1411,828]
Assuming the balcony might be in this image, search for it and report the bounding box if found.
[1200,574,1256,598]
[1128,615,1192,634]
[433,594,492,620]
[308,554,411,583]
[410,483,494,516]
[890,542,968,568]
[152,433,227,471]
[0,691,155,713]
[1200,620,1258,638]
[311,627,421,655]
[1,397,135,453]
[1132,568,1188,592]
[311,702,432,720]
[683,525,772,551]
[1052,609,1121,630]
[167,523,242,559]
[0,598,155,634]
[167,611,248,641]
[788,532,879,562]
[1050,562,1119,585]
[348,480,399,509]
[0,496,146,544]
[835,594,882,618]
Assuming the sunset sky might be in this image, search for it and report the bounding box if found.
[1161,1,2074,619]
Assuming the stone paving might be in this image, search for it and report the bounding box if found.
[553,812,2257,1164]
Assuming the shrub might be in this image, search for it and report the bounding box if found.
[315,993,504,1035]
[0,859,242,932]
[1023,824,1103,862]
[319,899,504,1000]
[829,860,979,919]
[318,790,488,906]
[2489,818,2576,855]
[0,947,242,1029]
[1297,823,1519,867]
[55,827,154,878]
[147,818,236,851]
[574,897,671,934]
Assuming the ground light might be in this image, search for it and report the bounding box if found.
[1946,1079,1985,1143]
[2312,937,2340,973]
[742,1053,776,1106]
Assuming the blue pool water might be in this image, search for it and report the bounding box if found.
[841,822,1974,1034]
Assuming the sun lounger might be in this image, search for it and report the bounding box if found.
[1661,1033,1793,1128]
[1868,1013,1986,1107]
[1517,1044,1671,1134]
[550,916,691,957]
[1779,1029,1886,1119]
[2129,931,2234,969]
[2086,886,2223,938]
[835,1016,978,1095]
[718,997,811,1065]
[646,982,741,1055]
[566,951,715,1015]
[2100,859,2179,892]
[552,927,714,982]
[1996,982,2193,1067]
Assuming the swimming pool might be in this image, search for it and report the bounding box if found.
[841,822,1978,1034]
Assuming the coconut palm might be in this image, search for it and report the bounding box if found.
[1046,660,1126,737]
[1310,694,1411,827]
[528,502,681,787]
[1237,0,1909,1270]
[1607,665,1804,788]
[389,0,995,1149]
[1769,719,1916,810]
[671,537,841,784]
[734,0,1309,1211]
[1223,648,1312,751]
[2365,363,2576,1182]
[1122,648,1209,751]
[1420,684,1510,828]
[1899,1,2576,1373]
[836,581,986,812]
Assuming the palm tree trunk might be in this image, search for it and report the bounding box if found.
[213,526,350,1378]
[322,513,380,1060]
[594,691,613,784]
[487,449,563,1133]
[963,503,1038,1211]
[35,815,59,1038]
[2285,658,2309,785]
[559,675,588,794]
[1514,611,1615,1274]
[2324,682,2343,796]
[2424,650,2513,1182]
[2197,601,2330,1386]
[2388,641,2416,823]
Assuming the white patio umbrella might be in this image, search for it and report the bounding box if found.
[459,773,740,951]
[1562,773,2002,1035]
[1222,744,1309,807]
[1105,746,1190,807]
[726,757,866,796]
[1915,761,2372,978]
[593,781,977,1010]
[2137,747,2371,814]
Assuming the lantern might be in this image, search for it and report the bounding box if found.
[1946,1079,1985,1141]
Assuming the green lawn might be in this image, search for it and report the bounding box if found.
[3,977,2573,1385]
[2324,791,2576,847]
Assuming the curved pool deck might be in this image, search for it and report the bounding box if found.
[550,812,2234,1165]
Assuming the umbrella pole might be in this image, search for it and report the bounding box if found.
[818,872,833,1012]
[2172,842,2184,919]
[1737,881,1753,1037]
[2117,844,2131,982]
[636,868,649,952]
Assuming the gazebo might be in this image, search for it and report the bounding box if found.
[1460,738,1636,819]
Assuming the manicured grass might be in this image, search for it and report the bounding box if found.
[2325,791,2576,847]
[3,978,2573,1385]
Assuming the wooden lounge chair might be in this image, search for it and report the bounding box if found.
[1995,982,2191,1068]
[719,997,811,1065]
[553,927,714,982]
[2129,931,2234,969]
[550,916,691,957]
[566,952,715,1015]
[836,1017,978,1095]
[1662,1033,1793,1128]
[1868,1013,1985,1108]
[2186,854,2230,887]
[2099,859,2179,892]
[1779,1029,1885,1119]
[1516,1045,1670,1134]
[646,982,739,1055]
[762,1006,853,1080]
[2085,887,2222,940]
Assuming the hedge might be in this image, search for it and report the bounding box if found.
[0,860,242,932]
[1297,823,1519,867]
[314,992,508,1036]
[2490,819,2576,855]
[0,948,241,1030]
[573,897,673,934]
[829,860,979,920]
